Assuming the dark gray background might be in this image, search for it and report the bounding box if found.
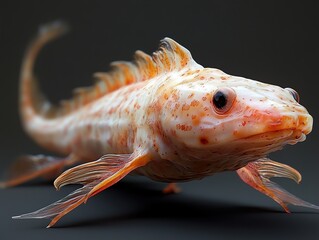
[0,0,318,239]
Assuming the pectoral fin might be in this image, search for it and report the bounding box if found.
[13,151,151,228]
[237,158,319,212]
[0,154,79,188]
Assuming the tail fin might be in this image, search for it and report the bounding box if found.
[19,21,68,124]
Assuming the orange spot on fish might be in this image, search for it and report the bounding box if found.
[188,93,194,98]
[176,124,192,131]
[190,100,199,107]
[200,137,209,145]
[134,102,141,109]
[182,104,190,111]
[192,115,200,126]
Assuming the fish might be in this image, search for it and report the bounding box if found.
[1,21,318,228]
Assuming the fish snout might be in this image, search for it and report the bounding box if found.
[265,112,313,136]
[296,114,313,135]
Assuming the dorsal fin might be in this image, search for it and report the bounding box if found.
[60,37,195,115]
[20,21,195,119]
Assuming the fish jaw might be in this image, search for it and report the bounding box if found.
[230,109,313,145]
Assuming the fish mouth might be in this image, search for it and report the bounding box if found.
[242,113,312,143]
[242,129,306,144]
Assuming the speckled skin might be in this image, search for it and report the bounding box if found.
[20,23,312,184]
[135,69,312,181]
[11,22,316,228]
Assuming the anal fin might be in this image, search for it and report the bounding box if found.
[0,154,79,188]
[237,158,319,212]
[13,151,151,228]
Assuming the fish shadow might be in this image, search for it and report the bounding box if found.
[53,179,318,235]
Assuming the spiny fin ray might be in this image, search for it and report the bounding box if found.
[22,20,195,118]
[68,38,194,114]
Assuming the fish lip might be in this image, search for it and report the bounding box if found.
[239,129,307,145]
[240,128,296,141]
[240,115,312,141]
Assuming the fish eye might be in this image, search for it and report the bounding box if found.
[285,88,300,103]
[212,87,236,114]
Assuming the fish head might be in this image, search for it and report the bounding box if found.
[158,68,312,170]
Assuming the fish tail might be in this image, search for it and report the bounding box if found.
[20,20,68,124]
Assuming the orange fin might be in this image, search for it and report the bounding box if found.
[22,21,195,118]
[63,37,195,115]
[0,154,78,188]
[162,183,181,194]
[12,151,151,228]
[237,158,319,212]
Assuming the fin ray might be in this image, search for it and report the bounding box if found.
[22,20,195,118]
[54,154,131,189]
[237,158,319,212]
[254,158,302,183]
[13,152,151,227]
[0,154,78,188]
[262,178,319,211]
